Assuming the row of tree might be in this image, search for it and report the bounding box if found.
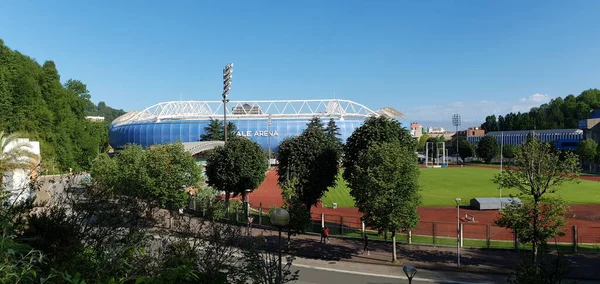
[480,89,600,131]
[0,39,125,172]
[2,138,298,283]
[202,116,422,262]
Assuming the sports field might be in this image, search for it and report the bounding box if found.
[321,167,600,207]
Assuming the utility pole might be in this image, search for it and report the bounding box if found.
[452,114,461,165]
[222,63,233,143]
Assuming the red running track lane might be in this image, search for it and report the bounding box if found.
[249,169,600,243]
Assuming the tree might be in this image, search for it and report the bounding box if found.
[205,136,267,211]
[480,89,600,131]
[0,40,123,172]
[0,131,38,174]
[343,116,419,261]
[477,136,500,163]
[503,144,517,159]
[481,115,499,132]
[91,142,204,211]
[199,118,237,141]
[0,131,39,205]
[448,136,474,161]
[343,116,415,184]
[352,141,420,262]
[277,117,341,211]
[417,134,429,151]
[578,138,598,171]
[493,138,579,262]
[281,178,311,249]
[496,197,569,252]
[325,118,343,153]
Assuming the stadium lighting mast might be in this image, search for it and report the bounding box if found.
[222,63,233,143]
[452,114,461,165]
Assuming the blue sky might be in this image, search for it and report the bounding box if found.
[1,0,599,129]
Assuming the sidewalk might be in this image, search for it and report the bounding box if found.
[250,226,600,281]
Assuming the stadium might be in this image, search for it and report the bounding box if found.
[109,99,406,152]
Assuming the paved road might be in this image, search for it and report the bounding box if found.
[292,258,507,284]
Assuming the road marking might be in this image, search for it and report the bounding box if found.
[292,263,495,284]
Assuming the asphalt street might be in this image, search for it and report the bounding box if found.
[292,258,508,284]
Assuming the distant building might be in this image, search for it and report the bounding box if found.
[410,122,425,138]
[85,116,105,122]
[458,126,485,137]
[467,129,584,151]
[427,127,446,134]
[579,109,600,143]
[2,138,41,205]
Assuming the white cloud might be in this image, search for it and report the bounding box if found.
[403,93,552,129]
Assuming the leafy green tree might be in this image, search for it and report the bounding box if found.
[325,118,343,153]
[353,141,420,261]
[199,118,237,141]
[343,116,415,184]
[343,116,419,261]
[0,131,38,174]
[496,197,568,251]
[277,117,341,211]
[480,89,600,131]
[281,178,312,248]
[477,136,500,163]
[91,142,203,211]
[481,115,500,132]
[448,136,474,161]
[503,144,517,159]
[578,138,598,171]
[205,136,267,211]
[0,40,123,172]
[494,138,579,262]
[417,134,429,151]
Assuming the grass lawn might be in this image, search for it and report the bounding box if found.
[321,167,600,207]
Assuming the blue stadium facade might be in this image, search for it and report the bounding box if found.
[109,100,404,152]
[109,118,367,151]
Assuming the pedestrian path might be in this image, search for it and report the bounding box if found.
[248,225,600,281]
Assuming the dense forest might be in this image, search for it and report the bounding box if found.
[480,89,600,131]
[0,39,125,171]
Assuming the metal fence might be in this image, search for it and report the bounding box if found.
[185,200,600,252]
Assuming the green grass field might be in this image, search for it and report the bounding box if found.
[321,167,600,207]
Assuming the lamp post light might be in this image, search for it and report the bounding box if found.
[222,63,233,143]
[455,197,461,268]
[452,114,461,165]
[270,208,290,283]
[268,114,272,168]
[245,189,252,235]
[403,265,417,284]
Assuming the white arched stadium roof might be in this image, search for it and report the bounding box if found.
[182,141,225,155]
[112,99,405,127]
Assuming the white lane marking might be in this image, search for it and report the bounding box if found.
[292,263,495,284]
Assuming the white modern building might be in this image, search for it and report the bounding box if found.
[2,138,40,205]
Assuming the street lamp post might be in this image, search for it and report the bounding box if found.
[403,265,417,284]
[268,114,272,168]
[270,208,290,283]
[455,197,461,268]
[245,189,252,235]
[452,114,461,165]
[222,63,233,143]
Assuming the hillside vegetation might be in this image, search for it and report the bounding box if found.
[481,89,600,131]
[0,39,124,171]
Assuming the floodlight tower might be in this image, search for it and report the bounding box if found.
[222,63,233,143]
[452,114,461,165]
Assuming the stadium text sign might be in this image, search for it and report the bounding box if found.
[235,130,279,137]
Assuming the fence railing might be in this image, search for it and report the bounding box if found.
[185,200,600,252]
